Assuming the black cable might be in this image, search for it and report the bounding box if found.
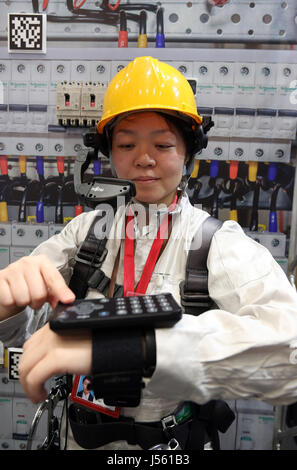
[31,0,140,24]
[47,12,139,24]
[66,0,140,22]
[156,7,164,35]
[139,9,147,34]
[249,180,260,232]
[119,9,127,31]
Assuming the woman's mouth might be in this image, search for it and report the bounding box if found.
[133,177,160,184]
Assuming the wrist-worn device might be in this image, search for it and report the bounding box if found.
[49,293,182,407]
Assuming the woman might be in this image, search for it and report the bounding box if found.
[1,57,297,450]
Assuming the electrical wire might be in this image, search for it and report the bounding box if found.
[107,0,121,11]
[32,0,140,25]
[138,10,147,47]
[101,0,157,13]
[156,7,165,48]
[118,9,128,47]
[73,0,88,9]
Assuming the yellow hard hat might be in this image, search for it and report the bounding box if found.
[97,56,202,134]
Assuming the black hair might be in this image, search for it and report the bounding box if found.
[82,376,92,382]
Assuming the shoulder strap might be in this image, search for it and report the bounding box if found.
[180,216,223,316]
[68,209,112,299]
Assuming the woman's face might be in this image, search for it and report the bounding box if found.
[111,112,186,206]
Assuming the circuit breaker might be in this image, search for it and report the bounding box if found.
[56,81,107,127]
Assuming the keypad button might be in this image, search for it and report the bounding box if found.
[117,309,128,315]
[99,311,109,316]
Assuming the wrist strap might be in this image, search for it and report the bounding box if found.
[91,328,156,407]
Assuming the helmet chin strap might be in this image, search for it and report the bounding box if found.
[109,152,118,178]
[179,157,195,194]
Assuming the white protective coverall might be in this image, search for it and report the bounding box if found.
[1,193,297,450]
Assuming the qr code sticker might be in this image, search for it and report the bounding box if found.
[8,347,23,381]
[8,14,46,53]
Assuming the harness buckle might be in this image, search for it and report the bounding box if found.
[179,280,214,316]
[74,245,107,269]
[149,438,181,451]
[161,414,177,431]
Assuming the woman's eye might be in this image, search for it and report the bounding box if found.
[118,143,134,149]
[156,144,174,149]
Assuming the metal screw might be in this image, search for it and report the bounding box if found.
[55,144,63,153]
[262,67,271,77]
[56,64,65,74]
[16,143,24,151]
[17,63,25,74]
[96,65,105,74]
[255,148,264,158]
[283,67,291,77]
[199,66,208,75]
[35,143,44,152]
[74,144,82,152]
[178,65,187,74]
[240,66,249,76]
[214,147,223,156]
[235,148,244,157]
[275,149,284,159]
[76,64,85,74]
[219,66,228,76]
[35,229,43,238]
[272,238,280,247]
[37,64,45,73]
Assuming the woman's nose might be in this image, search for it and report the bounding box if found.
[134,149,156,167]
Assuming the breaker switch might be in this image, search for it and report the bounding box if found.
[65,93,70,107]
[90,94,96,107]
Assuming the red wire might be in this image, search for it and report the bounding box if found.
[209,0,229,5]
[73,0,87,9]
[108,0,121,11]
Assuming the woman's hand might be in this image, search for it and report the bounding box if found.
[19,323,92,403]
[0,254,75,321]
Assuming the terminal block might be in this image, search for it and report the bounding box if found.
[56,81,107,128]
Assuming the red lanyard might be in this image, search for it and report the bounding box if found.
[124,196,177,296]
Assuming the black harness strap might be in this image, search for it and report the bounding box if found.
[180,216,223,315]
[69,404,201,450]
[69,210,112,299]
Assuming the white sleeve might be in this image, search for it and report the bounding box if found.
[149,221,297,405]
[0,305,50,348]
[0,210,99,348]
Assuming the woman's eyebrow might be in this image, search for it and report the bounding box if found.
[115,129,173,136]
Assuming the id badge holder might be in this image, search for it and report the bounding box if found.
[70,375,120,418]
